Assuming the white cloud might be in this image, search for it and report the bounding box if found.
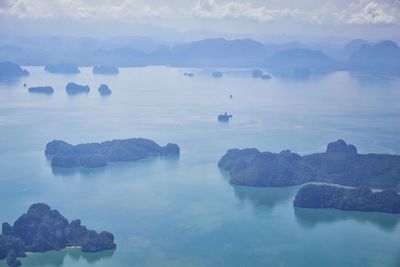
[193,0,299,22]
[193,0,400,25]
[0,0,399,26]
[0,0,175,20]
[346,1,397,25]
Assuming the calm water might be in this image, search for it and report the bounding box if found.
[1,67,400,267]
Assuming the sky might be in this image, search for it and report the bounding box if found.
[1,0,400,41]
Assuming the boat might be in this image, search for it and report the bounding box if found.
[218,112,232,122]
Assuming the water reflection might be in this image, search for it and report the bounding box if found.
[232,185,297,210]
[0,76,23,86]
[349,71,400,85]
[18,248,114,267]
[50,155,180,177]
[51,166,106,177]
[294,207,400,232]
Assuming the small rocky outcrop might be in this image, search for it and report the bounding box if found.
[162,143,180,155]
[261,74,271,80]
[294,184,400,214]
[252,69,271,80]
[81,231,116,252]
[212,71,223,78]
[92,65,119,75]
[1,203,116,266]
[66,82,90,95]
[184,72,194,77]
[251,69,263,78]
[45,63,80,74]
[45,138,180,168]
[0,234,26,260]
[28,86,54,95]
[6,251,21,267]
[98,84,111,96]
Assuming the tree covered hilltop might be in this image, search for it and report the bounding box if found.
[0,203,116,267]
[294,184,400,214]
[218,139,400,190]
[46,138,180,168]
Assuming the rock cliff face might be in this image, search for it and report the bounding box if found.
[0,203,116,266]
[0,234,26,260]
[294,184,400,214]
[218,140,400,189]
[6,250,21,267]
[46,138,180,168]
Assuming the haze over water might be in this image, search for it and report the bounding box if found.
[0,67,400,266]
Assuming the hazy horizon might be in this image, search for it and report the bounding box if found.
[1,1,400,267]
[1,0,400,42]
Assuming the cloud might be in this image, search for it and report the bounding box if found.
[345,1,397,25]
[0,0,399,26]
[193,0,400,25]
[0,0,175,20]
[193,0,299,22]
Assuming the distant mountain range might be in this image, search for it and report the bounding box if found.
[349,40,400,75]
[0,36,399,76]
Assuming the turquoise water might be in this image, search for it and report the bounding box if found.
[0,67,400,267]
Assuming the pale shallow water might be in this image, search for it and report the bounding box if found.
[0,67,400,267]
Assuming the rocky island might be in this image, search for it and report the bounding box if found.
[252,69,263,78]
[66,82,90,95]
[98,84,111,96]
[212,71,223,78]
[92,65,119,75]
[294,184,400,214]
[0,203,116,266]
[28,86,54,95]
[184,72,194,77]
[218,139,400,190]
[0,62,29,78]
[45,63,80,74]
[45,138,180,168]
[261,74,272,80]
[251,69,271,80]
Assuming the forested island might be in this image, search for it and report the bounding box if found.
[45,63,80,74]
[212,71,223,78]
[93,65,119,75]
[0,62,29,78]
[294,184,400,214]
[0,203,116,267]
[45,138,180,168]
[66,82,90,95]
[218,139,400,190]
[252,69,271,80]
[28,86,54,95]
[98,84,111,96]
